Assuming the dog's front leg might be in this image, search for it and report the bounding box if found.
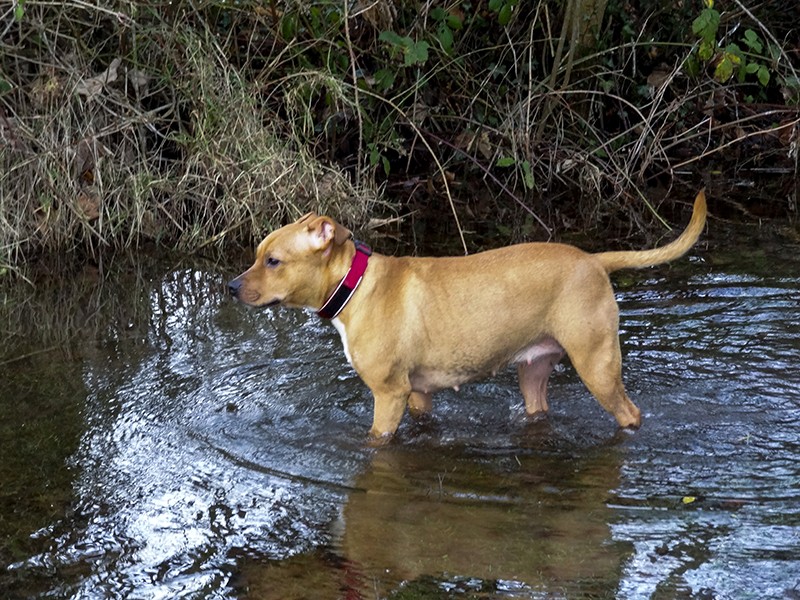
[368,385,411,440]
[407,391,432,418]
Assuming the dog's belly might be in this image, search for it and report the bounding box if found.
[409,337,564,394]
[409,368,478,394]
[512,337,564,364]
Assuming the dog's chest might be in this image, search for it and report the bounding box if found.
[331,318,353,364]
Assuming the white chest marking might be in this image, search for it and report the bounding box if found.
[331,318,352,365]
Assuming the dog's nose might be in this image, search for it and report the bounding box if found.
[228,278,241,297]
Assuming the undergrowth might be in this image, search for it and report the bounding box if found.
[1,0,798,278]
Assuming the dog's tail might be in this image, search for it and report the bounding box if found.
[595,189,707,273]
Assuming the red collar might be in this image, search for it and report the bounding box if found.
[316,240,372,319]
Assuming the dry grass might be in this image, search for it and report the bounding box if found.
[1,0,798,279]
[0,2,375,278]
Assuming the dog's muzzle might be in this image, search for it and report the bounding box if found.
[227,277,279,307]
[227,278,242,298]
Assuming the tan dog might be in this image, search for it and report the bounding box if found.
[229,190,707,440]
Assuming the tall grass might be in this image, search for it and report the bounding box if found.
[1,0,798,277]
[0,2,374,277]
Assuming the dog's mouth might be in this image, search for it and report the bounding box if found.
[263,299,281,308]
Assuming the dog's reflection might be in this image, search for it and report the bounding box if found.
[336,438,633,596]
[232,435,633,599]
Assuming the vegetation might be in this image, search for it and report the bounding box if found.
[1,0,798,276]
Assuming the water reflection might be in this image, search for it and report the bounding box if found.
[338,444,631,598]
[1,246,799,598]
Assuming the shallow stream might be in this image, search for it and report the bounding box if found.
[1,232,799,599]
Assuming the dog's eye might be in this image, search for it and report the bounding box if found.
[266,257,281,268]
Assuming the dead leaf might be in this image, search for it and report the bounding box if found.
[76,57,121,99]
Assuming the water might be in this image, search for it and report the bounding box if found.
[1,240,798,599]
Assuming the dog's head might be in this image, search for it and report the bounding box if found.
[228,212,351,309]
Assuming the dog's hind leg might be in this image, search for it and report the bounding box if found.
[563,332,641,428]
[517,352,562,416]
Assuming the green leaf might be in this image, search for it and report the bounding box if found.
[743,29,762,53]
[373,68,395,92]
[685,55,701,78]
[698,38,716,62]
[498,3,513,26]
[438,23,453,53]
[430,6,446,21]
[280,14,297,40]
[14,2,25,22]
[405,40,429,66]
[724,43,743,62]
[757,64,770,86]
[692,8,720,44]
[0,79,12,94]
[745,62,760,74]
[521,160,534,189]
[496,157,516,168]
[378,30,405,46]
[446,14,463,30]
[488,0,504,12]
[714,56,734,82]
[368,144,380,167]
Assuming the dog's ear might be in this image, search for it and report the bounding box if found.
[307,216,351,251]
[333,220,352,246]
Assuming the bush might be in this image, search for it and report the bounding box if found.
[1,0,797,275]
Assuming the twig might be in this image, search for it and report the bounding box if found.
[731,0,798,82]
[343,0,364,187]
[423,131,552,237]
[669,117,800,171]
[354,85,468,254]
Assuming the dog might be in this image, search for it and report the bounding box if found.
[229,190,707,440]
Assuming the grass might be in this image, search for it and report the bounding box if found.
[0,2,375,278]
[1,0,798,279]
